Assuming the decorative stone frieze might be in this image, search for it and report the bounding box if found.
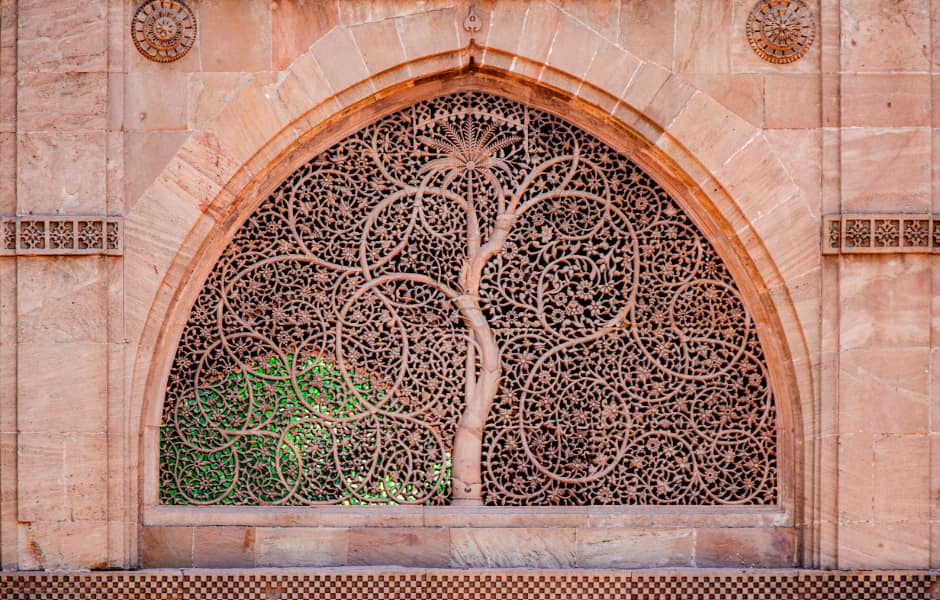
[822,214,939,255]
[746,0,816,64]
[0,216,122,256]
[0,569,934,598]
[131,0,197,63]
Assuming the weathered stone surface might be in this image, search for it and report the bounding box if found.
[187,72,254,131]
[0,133,13,214]
[193,527,255,568]
[514,3,562,80]
[576,528,694,568]
[837,432,875,523]
[695,528,796,568]
[841,74,931,128]
[123,131,190,206]
[839,349,929,434]
[198,0,272,72]
[839,256,930,350]
[765,75,822,129]
[17,72,107,131]
[839,522,930,569]
[141,526,193,568]
[450,528,576,568]
[619,0,674,68]
[18,520,108,570]
[16,341,108,433]
[684,73,764,126]
[668,91,757,173]
[255,527,348,567]
[310,28,369,94]
[125,70,188,131]
[16,131,107,213]
[17,0,107,72]
[840,0,931,72]
[398,8,460,60]
[16,434,68,522]
[764,128,822,215]
[873,434,930,522]
[842,128,931,212]
[272,0,337,71]
[352,19,409,77]
[338,0,455,25]
[16,256,106,343]
[544,14,602,81]
[484,2,527,58]
[583,41,640,99]
[62,433,107,521]
[553,0,619,41]
[348,528,449,567]
[675,0,731,73]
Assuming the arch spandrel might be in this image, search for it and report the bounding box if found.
[157,89,781,510]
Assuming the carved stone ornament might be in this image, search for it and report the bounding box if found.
[823,214,940,254]
[0,216,121,256]
[160,92,777,507]
[463,5,483,33]
[132,0,196,63]
[746,0,815,64]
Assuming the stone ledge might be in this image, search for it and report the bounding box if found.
[140,523,797,570]
[0,568,935,599]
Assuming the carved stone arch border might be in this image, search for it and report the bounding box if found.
[128,30,817,568]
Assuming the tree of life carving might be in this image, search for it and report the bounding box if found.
[160,92,777,506]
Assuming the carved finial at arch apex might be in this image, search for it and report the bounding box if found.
[746,0,816,64]
[463,3,483,33]
[131,0,197,63]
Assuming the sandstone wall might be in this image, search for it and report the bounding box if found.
[0,0,937,571]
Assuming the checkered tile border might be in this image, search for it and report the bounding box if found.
[0,570,935,599]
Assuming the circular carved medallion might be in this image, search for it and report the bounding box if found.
[746,0,815,64]
[131,0,196,63]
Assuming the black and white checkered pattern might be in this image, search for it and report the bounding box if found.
[0,570,934,599]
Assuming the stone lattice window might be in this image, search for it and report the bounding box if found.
[160,92,777,507]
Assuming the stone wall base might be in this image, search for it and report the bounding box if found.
[0,568,936,599]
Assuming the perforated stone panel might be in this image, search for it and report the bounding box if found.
[161,91,777,508]
[0,570,934,599]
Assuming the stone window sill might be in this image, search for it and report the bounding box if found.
[142,504,790,528]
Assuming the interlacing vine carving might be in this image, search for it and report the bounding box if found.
[160,92,777,506]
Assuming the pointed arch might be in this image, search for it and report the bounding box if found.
[158,89,781,510]
[128,49,812,568]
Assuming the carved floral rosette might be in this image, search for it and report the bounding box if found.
[746,0,816,64]
[131,0,197,63]
[160,92,777,507]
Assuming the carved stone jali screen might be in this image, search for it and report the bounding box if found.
[160,92,777,507]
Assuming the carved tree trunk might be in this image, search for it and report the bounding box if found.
[450,294,500,504]
[449,184,514,505]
